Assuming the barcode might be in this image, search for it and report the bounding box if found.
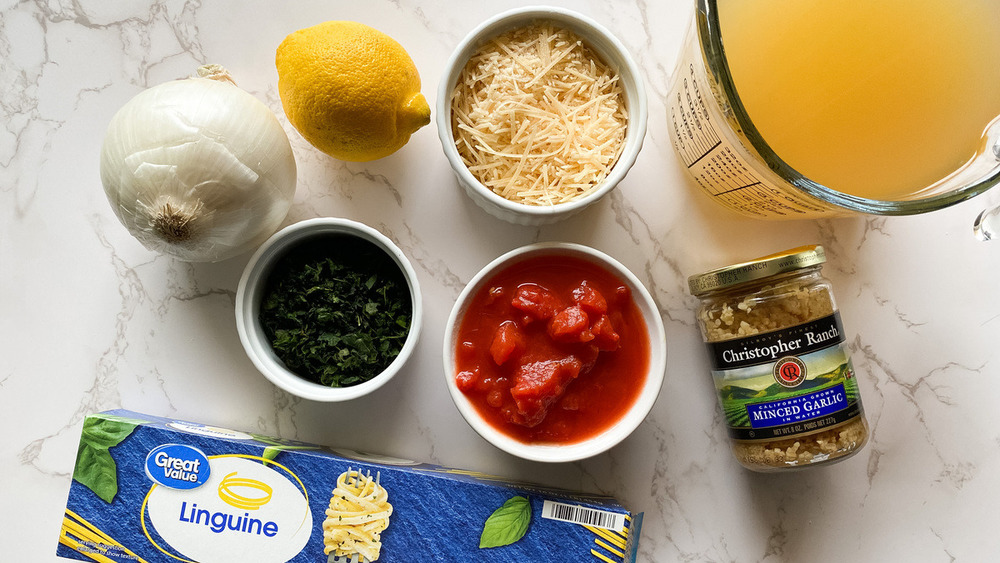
[540,500,626,531]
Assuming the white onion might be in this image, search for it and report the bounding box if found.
[100,65,297,262]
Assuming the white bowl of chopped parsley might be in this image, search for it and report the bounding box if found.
[236,218,422,401]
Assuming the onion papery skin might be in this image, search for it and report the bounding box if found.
[100,73,297,262]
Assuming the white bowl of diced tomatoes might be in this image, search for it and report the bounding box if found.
[443,242,666,462]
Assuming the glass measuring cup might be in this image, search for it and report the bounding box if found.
[666,0,1000,222]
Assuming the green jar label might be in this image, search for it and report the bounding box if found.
[707,313,864,441]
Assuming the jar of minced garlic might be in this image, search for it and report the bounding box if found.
[688,245,869,472]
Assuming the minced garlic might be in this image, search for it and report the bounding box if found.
[689,245,870,472]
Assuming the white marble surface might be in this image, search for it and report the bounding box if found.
[4,1,1000,561]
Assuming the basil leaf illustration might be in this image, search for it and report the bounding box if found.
[252,434,318,465]
[262,445,282,462]
[261,444,317,463]
[73,415,142,503]
[480,496,531,549]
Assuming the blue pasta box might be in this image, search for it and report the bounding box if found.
[57,410,642,563]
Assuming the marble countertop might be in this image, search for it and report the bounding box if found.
[5,1,1000,561]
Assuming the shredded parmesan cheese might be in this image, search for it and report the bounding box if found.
[451,22,628,206]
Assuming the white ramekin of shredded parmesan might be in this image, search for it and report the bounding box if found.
[437,6,648,226]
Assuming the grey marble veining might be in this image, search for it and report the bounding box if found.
[4,1,1000,561]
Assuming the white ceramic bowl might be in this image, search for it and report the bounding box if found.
[236,218,422,401]
[436,6,649,226]
[443,242,666,462]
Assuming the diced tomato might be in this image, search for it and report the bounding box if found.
[452,255,650,445]
[456,341,477,363]
[475,374,495,393]
[591,314,620,351]
[486,286,505,305]
[456,370,477,392]
[572,283,608,315]
[500,404,518,422]
[487,389,505,407]
[490,321,525,365]
[547,305,594,343]
[511,284,561,321]
[509,357,582,427]
[577,344,600,371]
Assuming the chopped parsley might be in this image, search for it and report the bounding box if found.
[259,234,413,388]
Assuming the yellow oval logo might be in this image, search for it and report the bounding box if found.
[218,472,273,510]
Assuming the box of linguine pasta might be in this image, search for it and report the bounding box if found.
[57,410,641,563]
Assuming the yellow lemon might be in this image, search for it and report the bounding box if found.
[276,21,430,162]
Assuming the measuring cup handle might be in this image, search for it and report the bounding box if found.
[974,206,1000,240]
[974,134,1000,240]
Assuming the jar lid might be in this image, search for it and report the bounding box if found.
[687,245,826,296]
